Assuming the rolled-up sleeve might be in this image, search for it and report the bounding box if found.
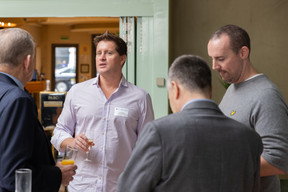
[51,88,76,152]
[137,93,154,135]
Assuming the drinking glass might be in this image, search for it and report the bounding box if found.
[15,168,32,192]
[61,146,78,165]
[84,130,94,162]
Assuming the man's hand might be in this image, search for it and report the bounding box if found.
[60,134,94,153]
[56,162,77,186]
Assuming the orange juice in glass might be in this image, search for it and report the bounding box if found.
[61,159,75,165]
[62,146,78,165]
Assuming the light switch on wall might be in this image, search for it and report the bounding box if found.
[156,78,165,87]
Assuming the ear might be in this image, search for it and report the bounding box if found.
[120,55,127,67]
[171,80,180,100]
[239,46,249,59]
[23,55,32,72]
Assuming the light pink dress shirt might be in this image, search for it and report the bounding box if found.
[51,75,154,192]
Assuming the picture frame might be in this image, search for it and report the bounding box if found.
[80,64,89,73]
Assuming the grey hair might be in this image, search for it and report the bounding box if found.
[0,28,35,67]
[167,55,211,94]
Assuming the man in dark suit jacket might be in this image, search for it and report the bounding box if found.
[0,28,77,192]
[117,55,263,192]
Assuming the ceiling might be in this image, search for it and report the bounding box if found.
[0,17,120,32]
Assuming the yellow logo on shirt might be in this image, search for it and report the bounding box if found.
[230,110,236,116]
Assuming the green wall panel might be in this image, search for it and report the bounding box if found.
[0,0,154,17]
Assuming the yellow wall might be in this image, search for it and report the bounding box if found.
[22,24,102,85]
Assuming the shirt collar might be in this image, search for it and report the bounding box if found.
[94,73,128,88]
[0,72,24,90]
[181,98,215,111]
[245,73,263,82]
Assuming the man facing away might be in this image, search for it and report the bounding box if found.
[0,28,77,192]
[117,54,263,192]
[208,24,288,192]
[51,32,154,192]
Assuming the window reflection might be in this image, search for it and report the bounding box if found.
[54,46,77,92]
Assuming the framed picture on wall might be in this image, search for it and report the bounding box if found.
[80,64,89,73]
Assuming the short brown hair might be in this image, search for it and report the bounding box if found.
[210,24,251,56]
[93,31,127,56]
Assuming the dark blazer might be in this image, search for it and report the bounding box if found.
[0,73,61,192]
[117,100,263,192]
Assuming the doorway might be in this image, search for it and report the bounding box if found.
[51,44,79,92]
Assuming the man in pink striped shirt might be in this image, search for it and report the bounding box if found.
[51,32,154,192]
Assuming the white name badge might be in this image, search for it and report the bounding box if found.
[114,107,129,117]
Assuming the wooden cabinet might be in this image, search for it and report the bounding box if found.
[25,81,46,93]
[25,81,47,119]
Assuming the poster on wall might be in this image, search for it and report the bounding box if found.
[40,91,66,127]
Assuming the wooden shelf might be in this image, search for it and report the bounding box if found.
[25,81,46,93]
[25,81,47,119]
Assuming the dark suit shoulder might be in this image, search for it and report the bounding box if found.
[148,107,262,144]
[147,112,177,128]
[0,83,31,104]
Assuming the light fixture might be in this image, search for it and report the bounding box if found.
[0,18,23,28]
[0,21,17,27]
